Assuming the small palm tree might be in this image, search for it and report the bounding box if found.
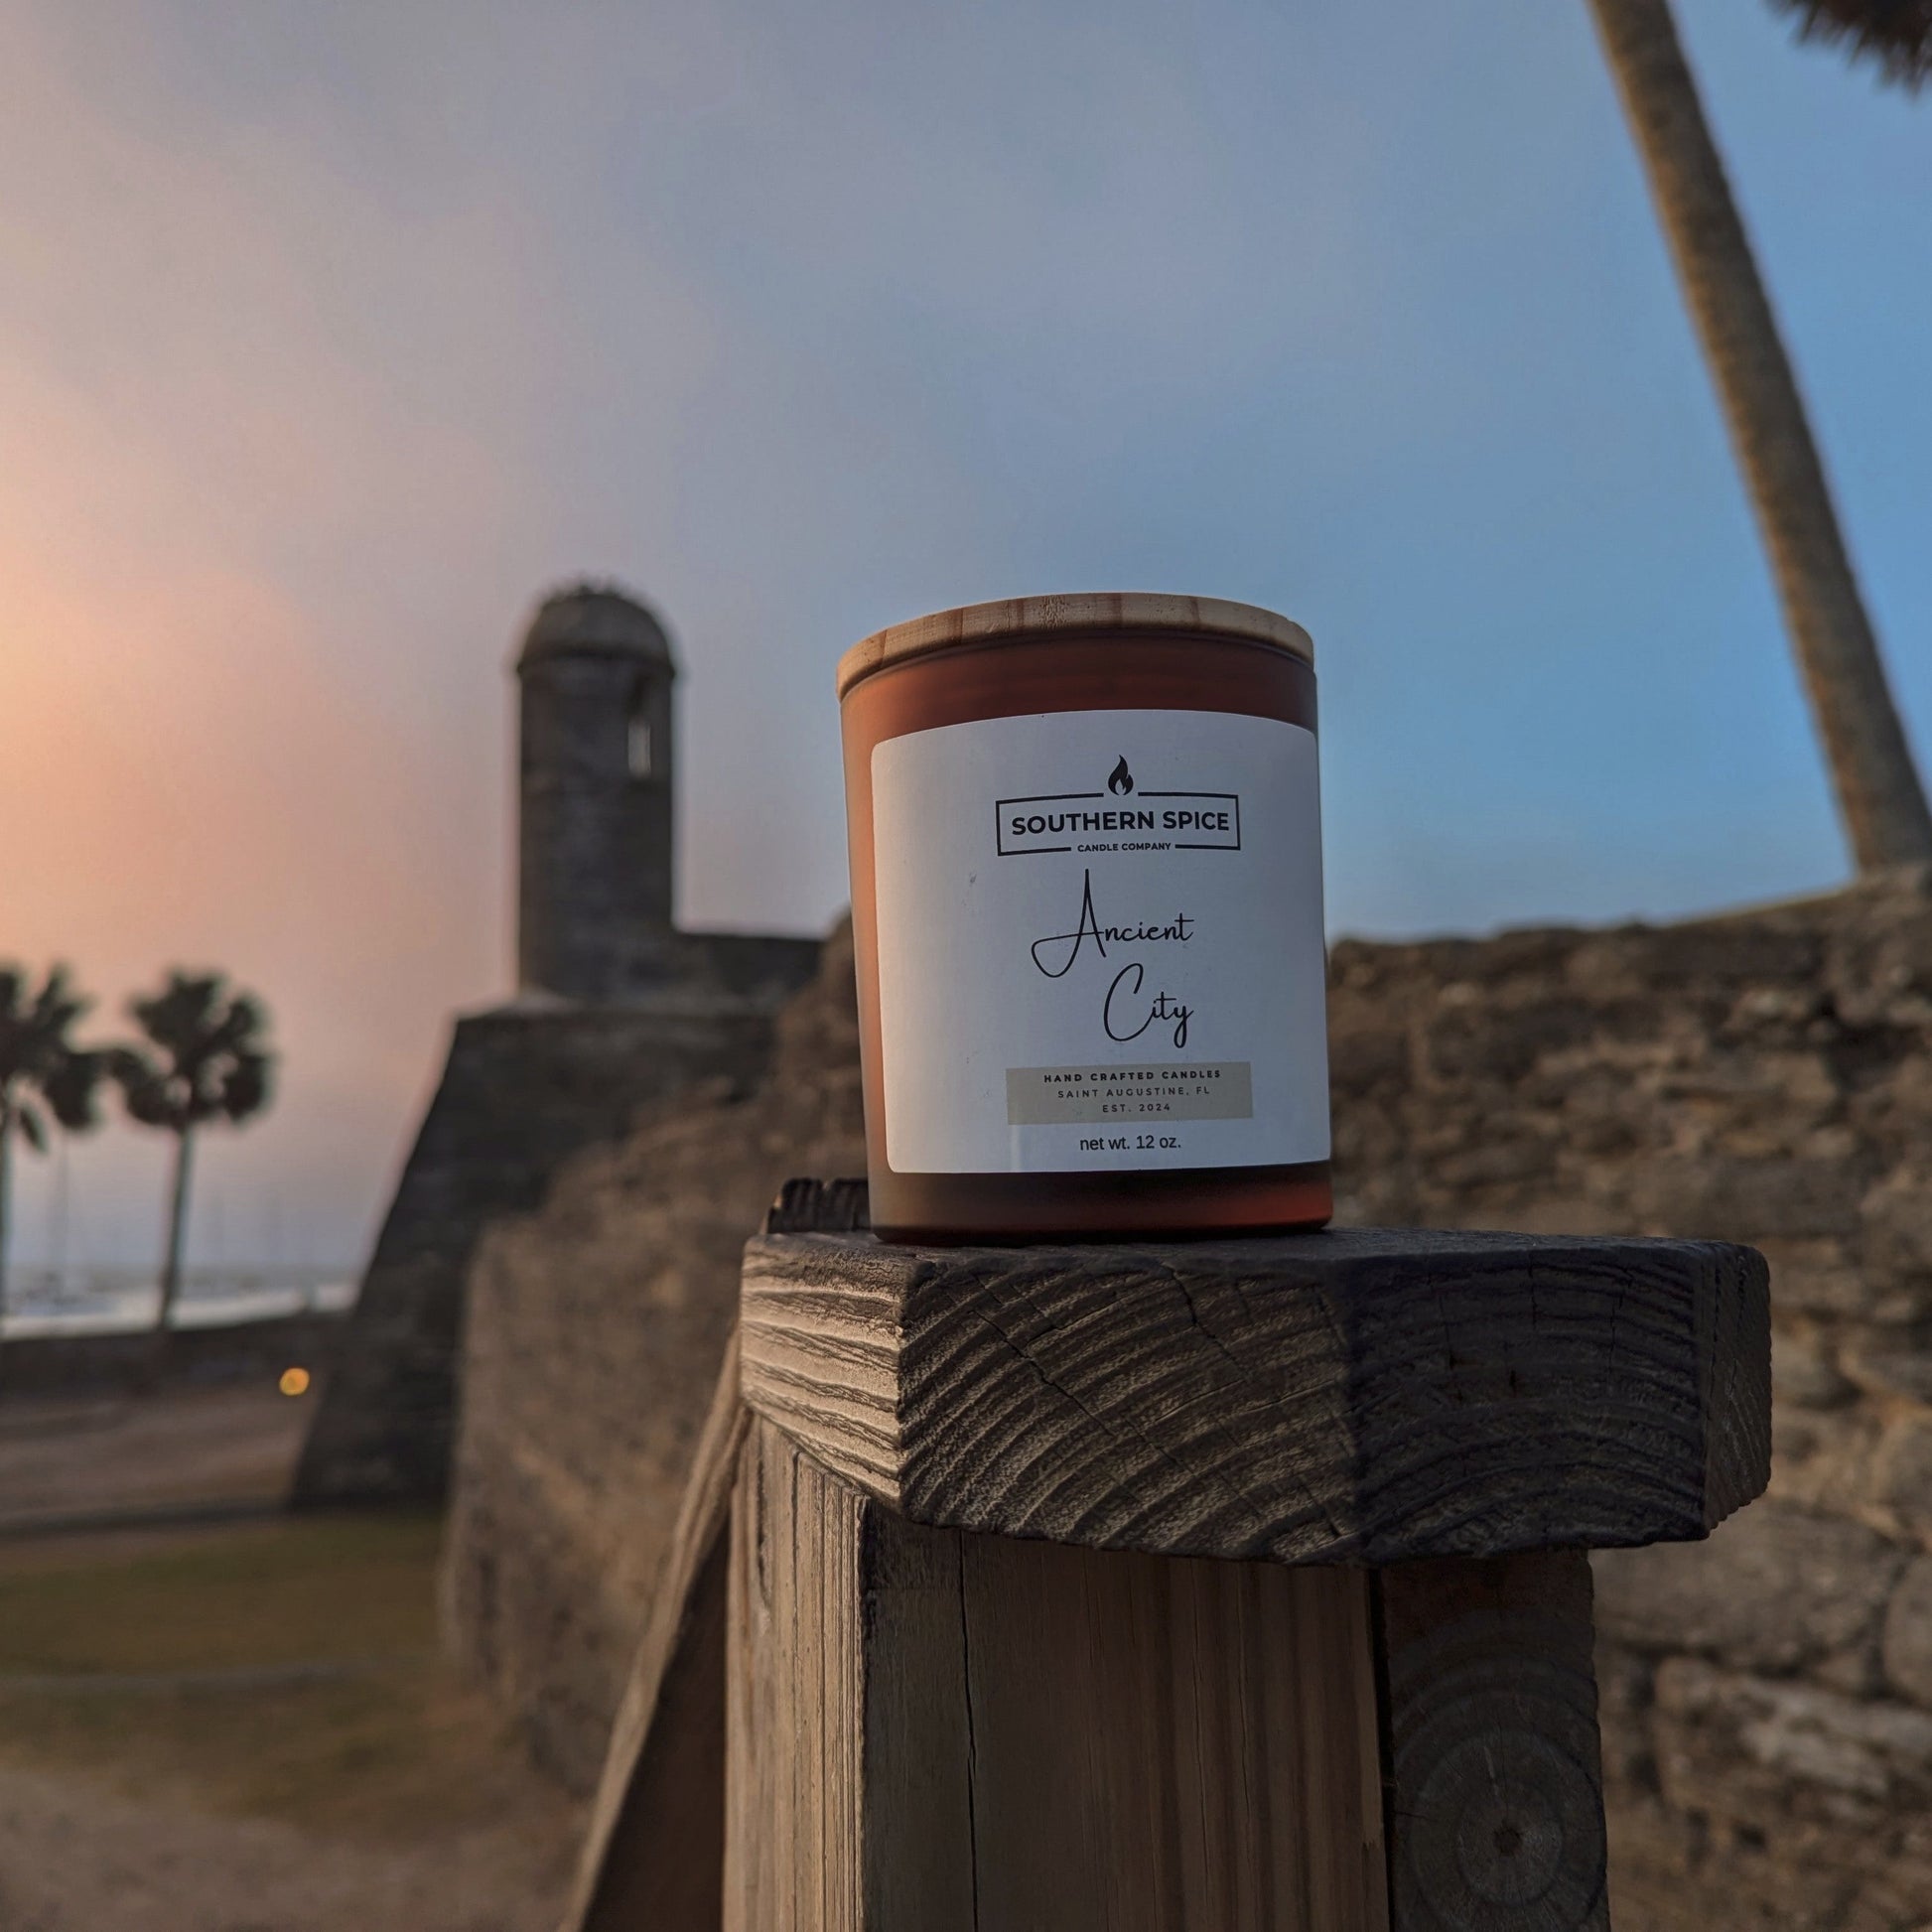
[1586,0,1932,874]
[111,972,274,1345]
[0,965,104,1329]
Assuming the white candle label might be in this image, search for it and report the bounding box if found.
[871,707,1328,1174]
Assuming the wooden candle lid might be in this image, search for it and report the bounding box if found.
[836,592,1314,699]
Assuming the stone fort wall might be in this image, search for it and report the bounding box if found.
[444,872,1932,1929]
[292,940,818,1509]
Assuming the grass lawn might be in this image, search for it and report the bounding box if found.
[0,1511,573,1846]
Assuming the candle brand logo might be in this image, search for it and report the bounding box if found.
[996,756,1241,858]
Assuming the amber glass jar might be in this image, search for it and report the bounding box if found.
[839,593,1330,1242]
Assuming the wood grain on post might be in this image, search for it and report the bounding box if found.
[1380,1553,1608,1932]
[724,1412,1389,1932]
[572,1203,1771,1931]
[740,1226,1770,1564]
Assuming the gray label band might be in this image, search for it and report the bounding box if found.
[1006,1062,1255,1126]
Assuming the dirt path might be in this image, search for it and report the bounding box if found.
[0,1759,571,1932]
[0,1492,588,1931]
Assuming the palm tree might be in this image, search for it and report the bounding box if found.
[1585,0,1932,874]
[0,965,104,1330]
[111,972,274,1346]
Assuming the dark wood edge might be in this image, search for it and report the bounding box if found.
[764,1176,871,1236]
[563,1328,746,1932]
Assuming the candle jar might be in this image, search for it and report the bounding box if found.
[839,594,1330,1242]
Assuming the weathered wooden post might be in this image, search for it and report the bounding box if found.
[728,1210,1768,1932]
[566,1181,1769,1932]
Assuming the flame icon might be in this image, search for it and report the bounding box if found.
[1107,756,1134,795]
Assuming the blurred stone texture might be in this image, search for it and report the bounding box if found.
[1329,869,1932,1930]
[439,922,864,1790]
[443,867,1932,1925]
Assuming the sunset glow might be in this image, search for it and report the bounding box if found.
[4,0,1928,1267]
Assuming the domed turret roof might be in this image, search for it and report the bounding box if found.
[517,583,676,671]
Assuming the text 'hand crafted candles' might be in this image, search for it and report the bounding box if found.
[838,593,1331,1241]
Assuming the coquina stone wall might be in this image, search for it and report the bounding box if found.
[1331,870,1932,1932]
[441,924,865,1788]
[445,873,1932,1928]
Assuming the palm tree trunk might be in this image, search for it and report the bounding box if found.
[157,1125,194,1338]
[1586,0,1932,874]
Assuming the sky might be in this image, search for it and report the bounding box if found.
[2,0,1928,1271]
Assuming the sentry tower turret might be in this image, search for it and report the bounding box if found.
[516,582,677,1000]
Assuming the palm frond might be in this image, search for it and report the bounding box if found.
[220,994,267,1050]
[30,964,88,1035]
[1,964,98,1094]
[122,971,276,1131]
[1772,0,1932,84]
[15,1099,48,1155]
[130,972,225,1061]
[107,1044,181,1130]
[219,1049,273,1123]
[42,1049,105,1133]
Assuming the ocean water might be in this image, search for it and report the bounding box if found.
[0,1269,360,1338]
